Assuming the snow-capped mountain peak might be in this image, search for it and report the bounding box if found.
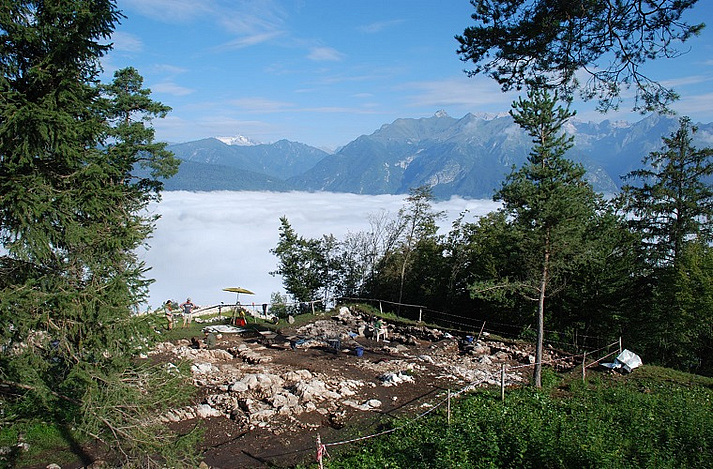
[216,135,259,146]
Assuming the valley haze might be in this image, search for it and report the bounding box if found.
[142,111,713,310]
[140,190,501,310]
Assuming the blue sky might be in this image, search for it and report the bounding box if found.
[106,0,713,150]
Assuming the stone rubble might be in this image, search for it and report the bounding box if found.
[147,306,573,435]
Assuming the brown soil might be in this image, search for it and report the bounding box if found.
[23,310,573,469]
[187,334,470,468]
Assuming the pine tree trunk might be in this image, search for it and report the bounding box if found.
[534,232,550,388]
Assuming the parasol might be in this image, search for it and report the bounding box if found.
[223,287,255,304]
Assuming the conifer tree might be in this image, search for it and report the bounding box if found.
[618,117,713,372]
[456,0,703,114]
[0,1,193,465]
[472,89,606,387]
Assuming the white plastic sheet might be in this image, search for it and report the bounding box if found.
[602,349,642,373]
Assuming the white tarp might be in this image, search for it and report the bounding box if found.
[202,325,246,334]
[602,349,642,373]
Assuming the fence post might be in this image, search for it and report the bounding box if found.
[618,336,622,354]
[418,308,422,323]
[500,364,505,401]
[447,389,451,425]
[477,320,486,341]
[582,351,587,383]
[316,434,323,469]
[379,301,383,315]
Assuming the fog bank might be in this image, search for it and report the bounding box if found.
[139,191,500,309]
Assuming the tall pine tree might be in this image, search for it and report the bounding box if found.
[618,117,713,373]
[0,2,194,465]
[472,89,607,387]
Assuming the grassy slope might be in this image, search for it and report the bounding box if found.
[3,312,712,468]
[309,366,713,469]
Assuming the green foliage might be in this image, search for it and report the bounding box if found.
[78,360,201,468]
[270,291,290,318]
[0,1,190,465]
[319,368,713,468]
[270,216,327,302]
[369,186,446,306]
[619,117,713,268]
[474,89,610,386]
[456,0,704,114]
[618,117,713,374]
[1,360,200,468]
[0,422,86,468]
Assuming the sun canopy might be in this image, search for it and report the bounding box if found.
[223,287,255,295]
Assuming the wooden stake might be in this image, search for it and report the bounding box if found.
[477,320,486,341]
[447,389,451,425]
[500,364,505,401]
[582,351,587,383]
[418,308,422,323]
[316,434,324,469]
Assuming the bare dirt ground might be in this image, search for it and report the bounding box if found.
[30,307,575,469]
[150,307,573,468]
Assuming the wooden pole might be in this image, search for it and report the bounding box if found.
[477,320,486,341]
[316,434,324,469]
[500,364,505,401]
[619,336,622,354]
[582,351,587,383]
[419,308,422,323]
[379,301,383,315]
[574,329,578,348]
[447,389,451,425]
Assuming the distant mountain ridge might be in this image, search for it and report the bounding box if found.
[162,112,713,199]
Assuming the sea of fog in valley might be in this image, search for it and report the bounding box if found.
[138,191,501,310]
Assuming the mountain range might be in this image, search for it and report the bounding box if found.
[161,112,713,199]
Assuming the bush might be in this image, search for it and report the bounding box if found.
[316,367,713,468]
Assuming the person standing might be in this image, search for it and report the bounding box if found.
[180,298,196,328]
[164,299,175,330]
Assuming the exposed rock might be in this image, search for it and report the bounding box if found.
[380,371,415,386]
[147,309,574,438]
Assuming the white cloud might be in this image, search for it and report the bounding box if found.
[670,92,713,119]
[307,47,345,62]
[230,97,295,113]
[152,115,277,143]
[139,191,500,309]
[152,64,190,75]
[121,0,213,23]
[110,31,143,52]
[151,82,195,96]
[403,77,518,110]
[214,31,285,51]
[358,19,405,34]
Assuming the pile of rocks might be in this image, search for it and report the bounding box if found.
[147,309,571,435]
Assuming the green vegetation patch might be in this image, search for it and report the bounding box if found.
[314,367,713,469]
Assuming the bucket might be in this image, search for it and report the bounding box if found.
[465,335,474,343]
[235,318,246,327]
[355,346,364,357]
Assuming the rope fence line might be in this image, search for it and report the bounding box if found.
[314,337,625,465]
[584,349,619,370]
[508,339,620,371]
[170,295,627,465]
[188,295,619,358]
[338,296,614,348]
[191,294,610,344]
